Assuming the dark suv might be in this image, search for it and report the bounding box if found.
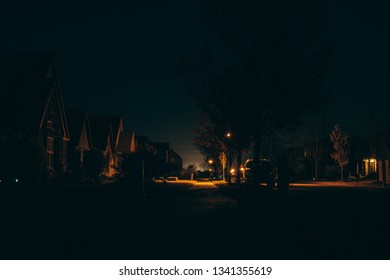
[243,159,275,186]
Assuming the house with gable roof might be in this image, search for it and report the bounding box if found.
[0,54,70,181]
[117,130,136,154]
[108,116,124,150]
[66,109,93,178]
[168,149,183,174]
[89,116,116,178]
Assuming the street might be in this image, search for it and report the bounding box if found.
[1,182,390,259]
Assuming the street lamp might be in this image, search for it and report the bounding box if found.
[240,166,245,181]
[208,159,214,179]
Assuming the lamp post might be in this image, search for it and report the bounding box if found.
[208,159,214,179]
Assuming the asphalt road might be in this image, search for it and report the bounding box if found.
[1,183,390,259]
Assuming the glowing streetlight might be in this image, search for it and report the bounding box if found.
[226,132,231,138]
[208,159,213,165]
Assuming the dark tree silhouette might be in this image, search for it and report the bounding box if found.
[193,113,249,182]
[83,149,106,182]
[301,111,327,180]
[117,152,135,179]
[330,124,349,181]
[181,0,328,185]
[193,113,227,161]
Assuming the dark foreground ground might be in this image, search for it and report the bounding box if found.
[1,182,390,260]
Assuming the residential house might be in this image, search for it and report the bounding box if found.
[117,130,136,154]
[361,157,377,176]
[107,116,124,149]
[108,116,125,174]
[154,142,170,163]
[0,54,69,180]
[168,149,183,175]
[89,116,115,178]
[66,109,93,177]
[134,136,183,177]
[135,136,156,154]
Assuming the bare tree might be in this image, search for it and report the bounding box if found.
[180,0,328,186]
[193,113,247,183]
[193,113,227,159]
[302,111,327,180]
[330,124,349,181]
[304,137,326,180]
[219,151,227,181]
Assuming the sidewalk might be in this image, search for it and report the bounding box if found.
[290,179,380,188]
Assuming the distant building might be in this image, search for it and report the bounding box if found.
[135,136,156,154]
[134,136,184,176]
[0,55,70,180]
[154,142,170,163]
[168,149,183,173]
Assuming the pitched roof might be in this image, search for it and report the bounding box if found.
[109,116,123,135]
[66,109,93,148]
[107,116,123,147]
[0,54,68,137]
[117,130,135,153]
[89,116,113,151]
[168,149,182,159]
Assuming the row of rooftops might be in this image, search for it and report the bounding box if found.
[0,54,179,160]
[66,106,173,158]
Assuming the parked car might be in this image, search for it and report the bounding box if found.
[243,159,275,187]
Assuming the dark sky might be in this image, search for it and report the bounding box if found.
[1,1,389,166]
[327,0,390,134]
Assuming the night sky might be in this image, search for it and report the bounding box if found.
[1,0,389,167]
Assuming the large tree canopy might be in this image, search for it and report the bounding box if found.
[181,0,328,184]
